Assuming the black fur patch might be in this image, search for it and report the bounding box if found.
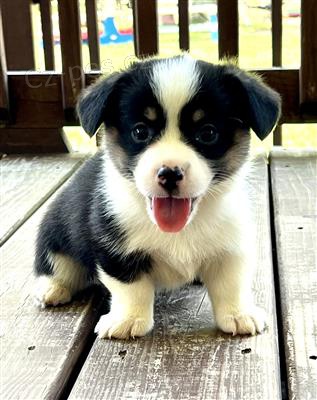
[35,153,152,283]
[105,67,166,176]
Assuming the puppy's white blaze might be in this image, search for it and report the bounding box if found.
[150,56,200,129]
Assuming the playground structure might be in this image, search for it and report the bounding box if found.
[53,16,133,45]
[93,17,133,45]
[50,1,301,46]
[52,1,220,45]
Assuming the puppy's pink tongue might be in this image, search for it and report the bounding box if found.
[152,197,191,233]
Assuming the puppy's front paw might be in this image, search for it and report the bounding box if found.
[216,306,267,336]
[34,276,72,308]
[95,313,154,340]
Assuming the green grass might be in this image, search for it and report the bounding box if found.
[30,3,316,152]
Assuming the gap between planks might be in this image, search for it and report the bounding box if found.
[268,158,290,400]
[269,148,317,400]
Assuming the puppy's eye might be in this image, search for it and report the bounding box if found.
[195,124,218,145]
[131,123,151,143]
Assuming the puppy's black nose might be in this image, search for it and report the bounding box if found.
[157,165,184,192]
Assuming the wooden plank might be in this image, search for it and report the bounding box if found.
[39,0,55,70]
[85,0,101,70]
[0,128,69,154]
[217,0,239,58]
[133,0,158,57]
[0,73,67,152]
[1,0,35,70]
[0,173,105,399]
[272,0,282,67]
[178,0,189,51]
[69,155,282,400]
[57,0,84,117]
[5,73,65,128]
[0,5,9,125]
[300,0,317,113]
[0,155,84,246]
[270,149,317,400]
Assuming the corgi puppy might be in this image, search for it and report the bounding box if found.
[34,56,281,339]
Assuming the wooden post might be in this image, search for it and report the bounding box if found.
[272,0,282,67]
[300,0,317,114]
[0,72,69,154]
[0,1,68,153]
[133,0,158,57]
[39,0,55,70]
[58,0,84,122]
[271,0,283,145]
[0,6,9,126]
[85,0,100,70]
[217,0,239,59]
[178,0,189,51]
[1,0,35,70]
[273,126,282,146]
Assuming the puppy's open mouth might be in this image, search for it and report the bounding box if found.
[149,197,197,233]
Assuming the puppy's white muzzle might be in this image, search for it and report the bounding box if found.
[134,140,213,232]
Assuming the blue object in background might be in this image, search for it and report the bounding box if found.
[210,14,218,41]
[100,17,133,44]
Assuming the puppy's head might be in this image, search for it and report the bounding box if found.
[77,56,281,233]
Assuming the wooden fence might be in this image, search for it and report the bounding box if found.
[0,0,316,153]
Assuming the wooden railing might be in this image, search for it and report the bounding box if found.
[0,0,316,153]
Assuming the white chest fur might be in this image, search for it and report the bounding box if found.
[101,153,251,288]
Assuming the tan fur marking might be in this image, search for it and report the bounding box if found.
[144,107,157,121]
[192,109,205,122]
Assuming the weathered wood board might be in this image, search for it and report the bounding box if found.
[270,149,317,400]
[0,157,104,400]
[0,154,84,246]
[69,155,282,400]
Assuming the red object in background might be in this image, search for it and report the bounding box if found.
[119,27,133,34]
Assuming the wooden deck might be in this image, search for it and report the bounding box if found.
[0,149,316,400]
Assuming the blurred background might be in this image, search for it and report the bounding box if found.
[7,0,317,152]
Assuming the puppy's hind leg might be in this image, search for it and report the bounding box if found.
[34,252,90,308]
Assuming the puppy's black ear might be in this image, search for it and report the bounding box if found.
[76,72,122,136]
[224,66,281,140]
